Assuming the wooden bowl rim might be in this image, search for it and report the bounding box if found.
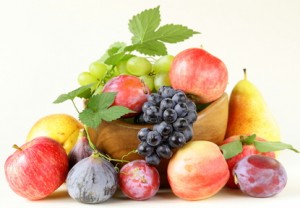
[107,93,228,130]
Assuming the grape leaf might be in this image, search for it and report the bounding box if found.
[133,41,167,56]
[154,24,200,43]
[53,84,92,104]
[100,106,134,121]
[219,140,243,159]
[254,140,300,153]
[128,6,161,44]
[79,92,134,128]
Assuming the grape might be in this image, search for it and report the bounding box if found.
[137,142,154,157]
[163,108,177,124]
[153,121,173,136]
[137,86,198,165]
[233,155,287,198]
[116,61,129,75]
[154,72,171,91]
[146,131,162,147]
[184,110,198,124]
[137,128,151,142]
[181,125,193,142]
[145,153,161,166]
[126,56,152,76]
[172,118,189,131]
[172,92,187,104]
[160,98,175,112]
[156,144,173,159]
[174,103,189,117]
[152,55,174,74]
[142,101,155,113]
[147,93,162,106]
[169,132,186,148]
[144,106,162,124]
[140,75,154,92]
[119,160,160,200]
[77,72,98,86]
[89,61,107,80]
[158,86,176,98]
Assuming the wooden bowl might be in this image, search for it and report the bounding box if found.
[89,93,228,188]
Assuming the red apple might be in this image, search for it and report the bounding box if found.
[169,48,228,103]
[221,135,275,188]
[102,75,150,117]
[168,141,229,200]
[4,137,69,200]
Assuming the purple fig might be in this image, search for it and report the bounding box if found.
[68,129,94,169]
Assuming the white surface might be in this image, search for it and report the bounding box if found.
[1,0,300,207]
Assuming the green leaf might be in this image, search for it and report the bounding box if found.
[100,106,134,121]
[254,140,300,153]
[99,42,126,62]
[79,92,133,128]
[87,92,117,111]
[219,140,243,159]
[79,108,102,129]
[134,41,167,56]
[53,85,92,104]
[154,24,200,43]
[128,6,161,44]
[241,134,256,145]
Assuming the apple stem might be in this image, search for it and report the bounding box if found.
[243,68,247,80]
[12,144,22,151]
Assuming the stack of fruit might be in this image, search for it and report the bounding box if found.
[4,6,299,204]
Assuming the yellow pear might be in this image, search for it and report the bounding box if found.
[26,114,83,154]
[225,69,280,142]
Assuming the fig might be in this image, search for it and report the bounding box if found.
[66,154,118,204]
[68,129,94,169]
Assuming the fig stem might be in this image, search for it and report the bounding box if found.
[243,68,247,80]
[12,144,22,151]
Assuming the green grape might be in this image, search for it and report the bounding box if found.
[152,55,174,74]
[126,56,152,76]
[140,74,154,92]
[116,61,130,75]
[89,61,107,80]
[154,72,171,91]
[77,72,98,86]
[94,84,104,94]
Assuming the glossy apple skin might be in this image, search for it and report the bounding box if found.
[167,141,229,200]
[102,75,150,117]
[4,137,69,200]
[222,135,275,188]
[170,48,228,103]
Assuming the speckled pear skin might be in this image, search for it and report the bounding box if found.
[66,156,118,204]
[225,69,280,142]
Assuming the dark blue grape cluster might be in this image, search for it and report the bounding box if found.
[136,86,198,165]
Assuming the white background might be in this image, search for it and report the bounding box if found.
[0,0,300,207]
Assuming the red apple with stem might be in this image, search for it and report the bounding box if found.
[4,137,69,200]
[169,48,228,103]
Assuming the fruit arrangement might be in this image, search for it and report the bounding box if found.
[4,6,300,204]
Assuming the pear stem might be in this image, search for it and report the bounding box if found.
[243,68,247,80]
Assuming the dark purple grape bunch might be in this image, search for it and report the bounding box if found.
[136,86,198,165]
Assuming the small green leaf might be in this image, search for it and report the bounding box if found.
[99,42,126,62]
[79,108,102,129]
[219,140,243,159]
[128,6,161,44]
[100,106,134,121]
[154,24,200,43]
[134,41,167,56]
[241,134,256,145]
[87,92,117,111]
[53,85,92,104]
[254,140,300,153]
[104,51,126,65]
